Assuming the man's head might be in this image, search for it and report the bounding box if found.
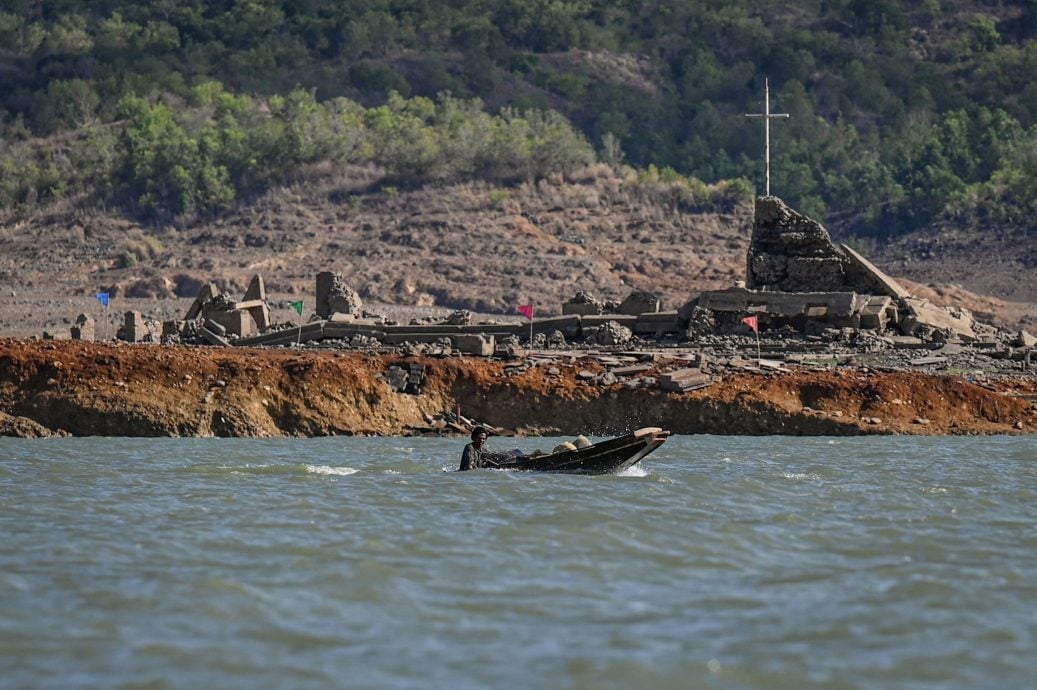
[471,427,488,446]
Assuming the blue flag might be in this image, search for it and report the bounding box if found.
[96,292,110,308]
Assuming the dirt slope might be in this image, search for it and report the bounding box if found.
[2,340,1034,438]
[0,166,751,338]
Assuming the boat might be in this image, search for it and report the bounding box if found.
[486,427,671,475]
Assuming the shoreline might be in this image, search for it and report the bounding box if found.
[1,339,1034,439]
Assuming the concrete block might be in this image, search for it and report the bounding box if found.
[610,364,654,376]
[768,292,860,317]
[659,368,713,392]
[460,323,523,336]
[118,311,146,342]
[243,274,266,302]
[207,309,255,338]
[900,297,976,340]
[71,313,94,341]
[162,320,188,338]
[185,282,221,320]
[888,335,928,349]
[245,302,270,332]
[234,321,325,347]
[384,323,464,335]
[323,323,386,341]
[634,311,681,335]
[203,319,227,336]
[696,288,753,312]
[618,291,660,315]
[530,315,582,337]
[839,244,911,299]
[860,296,894,330]
[328,312,356,323]
[381,332,455,345]
[636,310,680,323]
[199,326,230,347]
[562,302,601,316]
[910,356,949,367]
[582,315,638,329]
[696,287,863,319]
[451,334,495,356]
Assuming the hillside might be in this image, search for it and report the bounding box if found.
[1,170,1034,338]
[3,1,1037,243]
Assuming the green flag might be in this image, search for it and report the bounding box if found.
[290,300,304,316]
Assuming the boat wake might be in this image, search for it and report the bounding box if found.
[306,465,359,476]
[184,462,359,476]
[616,464,650,478]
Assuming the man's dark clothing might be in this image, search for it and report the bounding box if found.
[459,443,508,471]
[459,442,483,471]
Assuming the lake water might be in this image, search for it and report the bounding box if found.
[1,435,1035,690]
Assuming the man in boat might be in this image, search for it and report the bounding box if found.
[458,426,511,471]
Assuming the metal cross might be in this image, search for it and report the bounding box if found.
[744,78,789,197]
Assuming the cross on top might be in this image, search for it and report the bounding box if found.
[744,78,789,197]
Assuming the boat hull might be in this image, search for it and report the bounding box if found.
[490,427,671,475]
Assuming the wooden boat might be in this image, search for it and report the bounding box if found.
[486,427,671,475]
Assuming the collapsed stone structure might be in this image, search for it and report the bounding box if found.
[82,196,1031,362]
[682,196,987,343]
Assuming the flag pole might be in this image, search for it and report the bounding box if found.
[291,300,304,346]
[518,303,535,352]
[96,292,110,341]
[741,314,760,365]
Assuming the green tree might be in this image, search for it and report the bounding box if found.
[116,95,234,217]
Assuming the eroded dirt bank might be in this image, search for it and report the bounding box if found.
[0,338,1032,435]
[1,339,1035,438]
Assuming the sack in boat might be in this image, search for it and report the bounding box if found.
[574,435,592,448]
[552,441,577,453]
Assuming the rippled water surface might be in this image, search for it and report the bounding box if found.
[2,435,1035,690]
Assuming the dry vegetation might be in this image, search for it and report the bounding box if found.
[0,166,1034,340]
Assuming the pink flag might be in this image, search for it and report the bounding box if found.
[518,304,534,320]
[741,315,759,334]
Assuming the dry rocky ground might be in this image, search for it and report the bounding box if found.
[1,167,1035,439]
[1,165,1033,340]
[2,165,762,337]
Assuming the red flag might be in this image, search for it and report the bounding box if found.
[518,304,534,320]
[741,315,759,334]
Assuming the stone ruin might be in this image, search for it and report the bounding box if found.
[682,196,991,343]
[65,196,1030,362]
[746,196,903,296]
[315,271,363,320]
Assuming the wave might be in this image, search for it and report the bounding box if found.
[183,462,358,477]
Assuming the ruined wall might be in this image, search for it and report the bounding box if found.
[747,196,904,299]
